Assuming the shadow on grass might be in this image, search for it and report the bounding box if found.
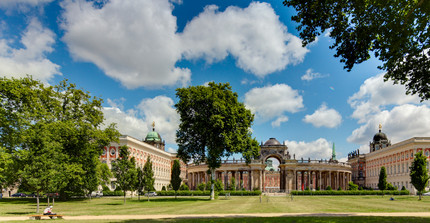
[118,217,430,223]
[132,197,211,202]
[4,212,33,215]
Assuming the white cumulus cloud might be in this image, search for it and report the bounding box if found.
[347,74,430,146]
[303,103,342,128]
[103,95,179,144]
[0,18,60,81]
[271,116,288,128]
[60,0,308,88]
[244,84,304,122]
[285,138,332,160]
[181,2,308,77]
[0,0,53,13]
[60,0,191,89]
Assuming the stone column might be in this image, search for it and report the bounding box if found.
[328,171,332,190]
[319,171,322,190]
[224,171,228,190]
[249,169,253,191]
[260,170,263,191]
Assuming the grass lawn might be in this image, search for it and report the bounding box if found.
[2,195,430,217]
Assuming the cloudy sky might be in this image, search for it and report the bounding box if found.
[1,0,429,161]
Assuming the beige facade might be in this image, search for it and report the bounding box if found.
[364,137,430,193]
[101,135,186,191]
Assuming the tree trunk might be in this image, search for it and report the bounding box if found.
[123,191,126,204]
[36,192,40,213]
[210,168,215,200]
[47,196,50,206]
[419,191,422,200]
[175,191,177,199]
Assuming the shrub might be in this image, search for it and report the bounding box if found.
[401,186,407,191]
[103,191,124,196]
[337,187,342,191]
[179,184,190,191]
[326,186,332,191]
[161,186,166,191]
[290,190,410,196]
[348,181,358,190]
[214,179,224,192]
[197,183,206,191]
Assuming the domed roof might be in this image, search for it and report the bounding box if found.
[373,124,388,143]
[145,131,161,142]
[145,121,161,142]
[264,138,281,146]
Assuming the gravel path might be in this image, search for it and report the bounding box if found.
[1,212,430,221]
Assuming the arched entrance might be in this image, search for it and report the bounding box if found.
[264,156,282,192]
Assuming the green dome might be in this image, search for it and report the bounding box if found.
[145,131,161,142]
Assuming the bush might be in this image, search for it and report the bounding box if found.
[214,179,224,192]
[337,187,342,191]
[197,183,206,191]
[401,186,407,191]
[348,181,358,190]
[103,191,124,196]
[326,186,332,191]
[156,190,262,196]
[102,185,111,192]
[179,184,189,191]
[161,186,166,191]
[387,183,396,191]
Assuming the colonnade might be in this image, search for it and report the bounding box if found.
[187,163,352,192]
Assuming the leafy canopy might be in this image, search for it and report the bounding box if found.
[112,145,138,204]
[283,0,430,100]
[378,166,387,191]
[410,151,429,200]
[175,82,259,169]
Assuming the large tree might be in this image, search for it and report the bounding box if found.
[143,157,155,201]
[378,166,387,195]
[111,145,137,204]
[0,76,119,204]
[175,82,259,200]
[410,151,429,200]
[0,147,14,199]
[283,0,430,100]
[170,159,182,199]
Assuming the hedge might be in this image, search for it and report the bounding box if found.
[156,190,261,196]
[103,191,125,196]
[290,190,410,196]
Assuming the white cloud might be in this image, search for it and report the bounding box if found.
[181,2,308,77]
[244,84,304,122]
[102,95,179,144]
[347,74,430,146]
[348,73,422,123]
[285,138,332,160]
[347,104,430,145]
[303,103,342,128]
[0,0,53,13]
[271,116,288,128]
[301,68,328,81]
[167,147,177,153]
[0,18,60,81]
[60,0,191,89]
[60,0,308,88]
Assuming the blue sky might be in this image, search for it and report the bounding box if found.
[1,0,429,162]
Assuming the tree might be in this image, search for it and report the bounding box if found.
[283,0,430,100]
[0,76,120,201]
[378,166,388,194]
[0,147,14,199]
[136,167,144,201]
[143,157,155,201]
[175,82,259,200]
[170,159,182,199]
[348,181,358,191]
[410,151,429,200]
[111,146,138,204]
[230,177,236,191]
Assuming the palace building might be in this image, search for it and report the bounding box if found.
[348,125,430,194]
[100,123,187,191]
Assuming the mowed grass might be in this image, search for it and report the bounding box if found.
[2,195,430,216]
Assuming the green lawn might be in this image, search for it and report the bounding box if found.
[1,195,430,217]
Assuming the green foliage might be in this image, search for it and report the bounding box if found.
[136,167,144,200]
[386,183,396,191]
[291,190,410,196]
[112,146,138,204]
[410,151,429,200]
[0,147,14,193]
[170,159,182,194]
[0,76,120,206]
[197,183,206,191]
[161,186,166,191]
[326,186,332,191]
[378,167,388,191]
[283,0,430,100]
[348,181,358,191]
[401,186,407,191]
[179,184,189,191]
[230,177,236,191]
[143,157,155,193]
[102,190,124,196]
[214,179,224,192]
[175,82,260,199]
[337,187,342,191]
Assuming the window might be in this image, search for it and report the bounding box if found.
[426,151,429,157]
